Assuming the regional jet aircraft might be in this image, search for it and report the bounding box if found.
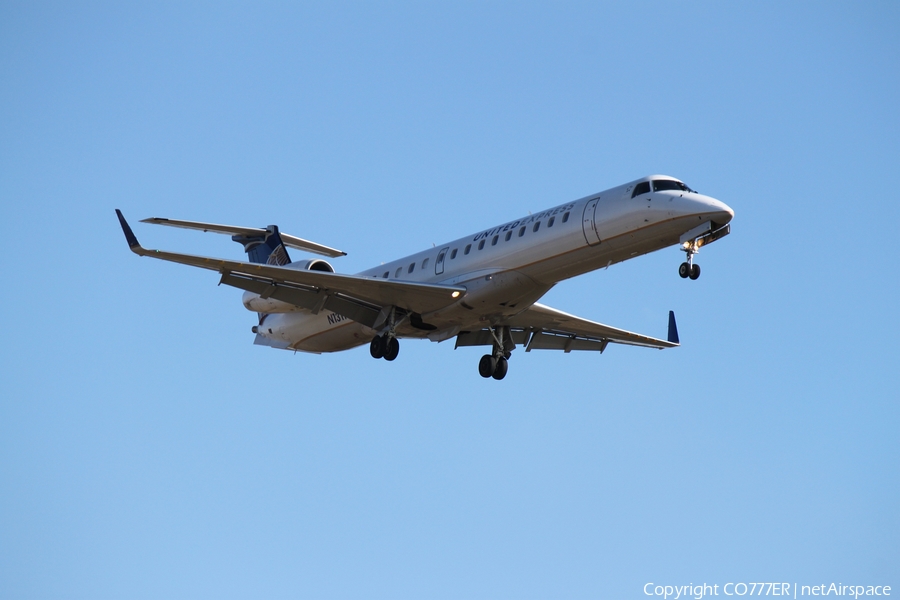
[116,175,733,379]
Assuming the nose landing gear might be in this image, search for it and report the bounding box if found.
[678,261,700,280]
[677,222,731,280]
[679,241,702,280]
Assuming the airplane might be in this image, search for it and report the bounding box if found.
[115,174,733,380]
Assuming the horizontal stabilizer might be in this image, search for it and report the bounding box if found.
[140,217,346,258]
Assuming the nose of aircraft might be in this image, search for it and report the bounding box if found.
[698,194,734,226]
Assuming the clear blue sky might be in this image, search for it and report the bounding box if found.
[1,2,898,598]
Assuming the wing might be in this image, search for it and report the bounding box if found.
[455,303,679,352]
[117,210,464,328]
[139,217,347,258]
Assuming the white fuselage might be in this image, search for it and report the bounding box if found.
[252,175,733,353]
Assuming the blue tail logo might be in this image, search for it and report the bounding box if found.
[232,226,292,266]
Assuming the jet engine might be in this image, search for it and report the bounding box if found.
[287,259,334,273]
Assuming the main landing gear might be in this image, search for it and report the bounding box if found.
[478,354,509,380]
[478,325,513,380]
[369,306,401,362]
[678,241,701,280]
[370,333,400,361]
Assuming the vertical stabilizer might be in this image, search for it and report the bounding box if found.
[232,226,292,266]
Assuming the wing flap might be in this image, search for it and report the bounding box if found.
[505,303,678,350]
[525,331,609,352]
[455,330,530,348]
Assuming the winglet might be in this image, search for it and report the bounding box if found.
[115,209,142,252]
[667,311,680,345]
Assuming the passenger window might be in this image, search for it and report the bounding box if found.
[632,182,651,197]
[450,248,458,259]
[478,240,485,250]
[422,258,429,269]
[533,221,541,233]
[505,231,512,241]
[395,267,402,278]
[464,244,471,255]
[491,235,499,246]
[548,216,555,227]
[562,212,570,223]
[519,226,526,237]
[408,263,415,274]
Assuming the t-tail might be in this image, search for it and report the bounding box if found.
[231,226,292,266]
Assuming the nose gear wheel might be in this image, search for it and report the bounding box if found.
[679,241,702,280]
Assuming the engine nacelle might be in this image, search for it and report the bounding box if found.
[242,259,335,313]
[285,259,335,273]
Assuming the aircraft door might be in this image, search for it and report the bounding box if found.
[582,198,602,246]
[435,247,450,275]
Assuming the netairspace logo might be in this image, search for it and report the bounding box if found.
[643,583,892,600]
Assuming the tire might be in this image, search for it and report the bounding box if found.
[384,337,400,361]
[478,354,496,378]
[689,264,701,280]
[492,357,508,380]
[369,335,385,359]
[678,262,690,278]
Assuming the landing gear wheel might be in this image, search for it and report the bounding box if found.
[678,262,690,278]
[369,335,385,359]
[383,336,400,361]
[689,264,701,280]
[492,357,508,380]
[478,354,496,378]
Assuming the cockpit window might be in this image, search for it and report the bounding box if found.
[631,182,651,198]
[652,179,695,193]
